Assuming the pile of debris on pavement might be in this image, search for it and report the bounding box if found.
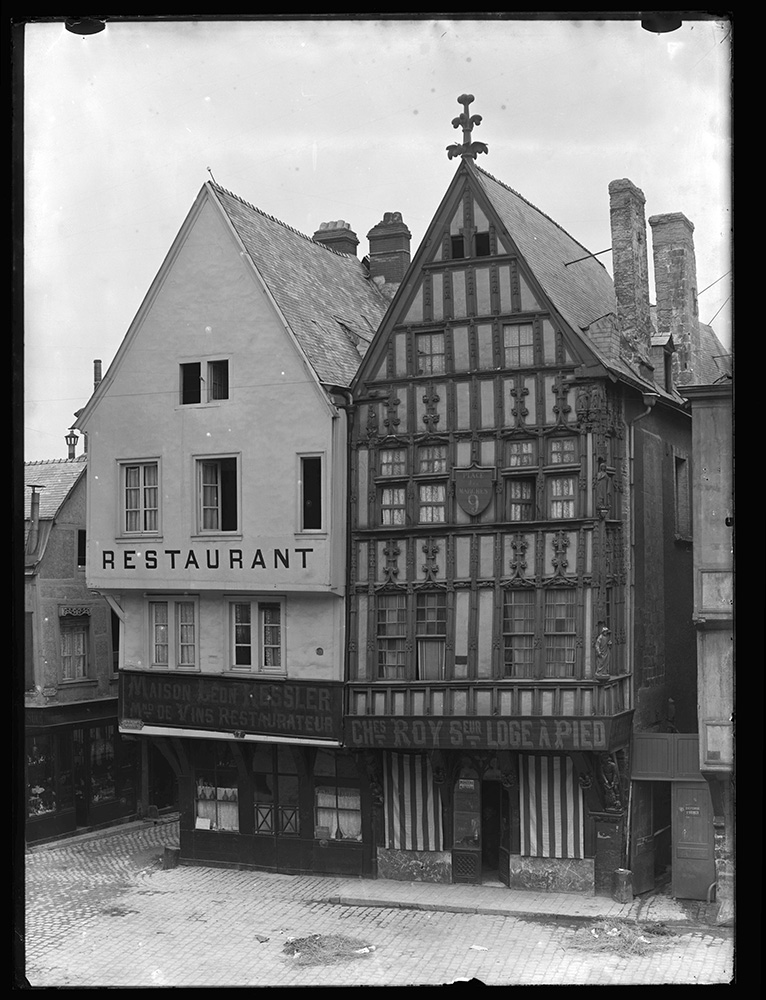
[567,919,675,957]
[283,934,377,966]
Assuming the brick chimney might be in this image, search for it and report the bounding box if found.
[312,220,359,256]
[608,179,654,377]
[366,212,411,285]
[649,212,699,387]
[26,485,44,557]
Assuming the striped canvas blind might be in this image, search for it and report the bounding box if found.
[384,752,443,852]
[519,754,584,859]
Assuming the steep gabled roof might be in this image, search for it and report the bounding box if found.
[24,457,86,520]
[210,184,390,388]
[474,165,618,338]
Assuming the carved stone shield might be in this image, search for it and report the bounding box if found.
[454,466,494,516]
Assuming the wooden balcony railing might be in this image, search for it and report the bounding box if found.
[346,675,631,719]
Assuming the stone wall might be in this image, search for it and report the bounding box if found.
[376,848,452,883]
[508,855,595,894]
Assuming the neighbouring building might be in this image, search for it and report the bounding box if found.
[24,446,142,842]
[345,96,716,896]
[73,183,392,874]
[682,373,734,922]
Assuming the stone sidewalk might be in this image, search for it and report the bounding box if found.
[24,814,727,929]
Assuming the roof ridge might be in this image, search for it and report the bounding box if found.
[210,182,357,261]
[24,457,85,467]
[475,165,607,270]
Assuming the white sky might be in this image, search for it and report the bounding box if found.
[22,15,732,463]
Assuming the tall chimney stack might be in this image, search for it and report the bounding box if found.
[648,213,699,386]
[94,359,103,391]
[608,179,654,375]
[367,212,412,286]
[312,220,359,257]
[26,485,44,556]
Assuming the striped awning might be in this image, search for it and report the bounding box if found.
[519,754,584,859]
[384,752,444,852]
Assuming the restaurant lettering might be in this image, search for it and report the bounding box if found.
[346,717,612,751]
[120,672,342,740]
[102,547,314,571]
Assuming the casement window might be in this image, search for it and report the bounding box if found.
[194,743,239,832]
[381,486,407,526]
[544,589,577,678]
[122,461,159,534]
[229,600,284,673]
[674,454,692,540]
[507,440,535,468]
[503,322,535,368]
[416,332,446,375]
[502,589,536,677]
[197,457,238,532]
[149,598,198,670]
[379,447,407,477]
[549,476,576,519]
[418,483,446,523]
[299,456,322,531]
[416,592,447,680]
[252,745,299,836]
[314,750,362,841]
[180,359,229,405]
[377,593,407,679]
[418,444,448,474]
[549,437,577,465]
[506,479,535,522]
[60,617,88,680]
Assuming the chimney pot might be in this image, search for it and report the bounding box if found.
[312,221,359,256]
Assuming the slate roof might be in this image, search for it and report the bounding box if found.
[688,322,732,384]
[24,457,86,520]
[210,184,391,388]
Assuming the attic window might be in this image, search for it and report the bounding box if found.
[180,360,229,404]
[475,232,491,257]
[450,236,465,260]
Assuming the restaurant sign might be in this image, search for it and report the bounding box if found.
[119,670,343,741]
[344,713,633,752]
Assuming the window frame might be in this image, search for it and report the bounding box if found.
[505,439,536,469]
[503,322,535,368]
[505,476,536,522]
[148,596,200,671]
[547,436,579,466]
[548,474,577,519]
[378,447,407,477]
[502,589,536,678]
[313,750,362,842]
[415,331,446,376]
[380,485,407,526]
[376,592,407,679]
[417,482,447,524]
[60,615,90,681]
[543,588,578,678]
[195,454,239,534]
[119,459,160,536]
[299,454,323,532]
[415,591,447,680]
[673,451,692,541]
[180,358,230,405]
[417,443,448,475]
[227,597,286,674]
[251,745,300,837]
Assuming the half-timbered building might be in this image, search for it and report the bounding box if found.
[345,97,699,894]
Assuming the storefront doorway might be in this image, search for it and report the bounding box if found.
[480,779,503,885]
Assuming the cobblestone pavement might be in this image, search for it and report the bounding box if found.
[19,820,735,987]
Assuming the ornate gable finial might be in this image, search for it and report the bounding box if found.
[447,94,489,161]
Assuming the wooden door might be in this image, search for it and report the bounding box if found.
[498,783,511,887]
[672,782,716,900]
[630,781,656,895]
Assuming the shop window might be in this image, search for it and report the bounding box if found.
[549,437,578,465]
[549,476,576,519]
[377,593,407,679]
[300,456,322,530]
[251,745,299,836]
[502,589,536,677]
[60,616,89,681]
[503,323,535,368]
[149,598,198,670]
[122,461,159,534]
[195,743,239,832]
[506,479,535,521]
[89,724,117,805]
[418,444,448,474]
[416,332,446,375]
[544,589,577,678]
[26,735,57,817]
[416,592,447,680]
[197,457,238,532]
[180,359,229,404]
[381,486,406,526]
[229,600,284,673]
[379,447,406,477]
[453,769,481,849]
[314,750,362,841]
[418,483,446,523]
[506,440,535,468]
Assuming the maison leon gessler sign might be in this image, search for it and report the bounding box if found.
[345,715,632,752]
[119,672,342,740]
[101,546,315,572]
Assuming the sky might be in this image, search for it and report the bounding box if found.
[21,15,732,464]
